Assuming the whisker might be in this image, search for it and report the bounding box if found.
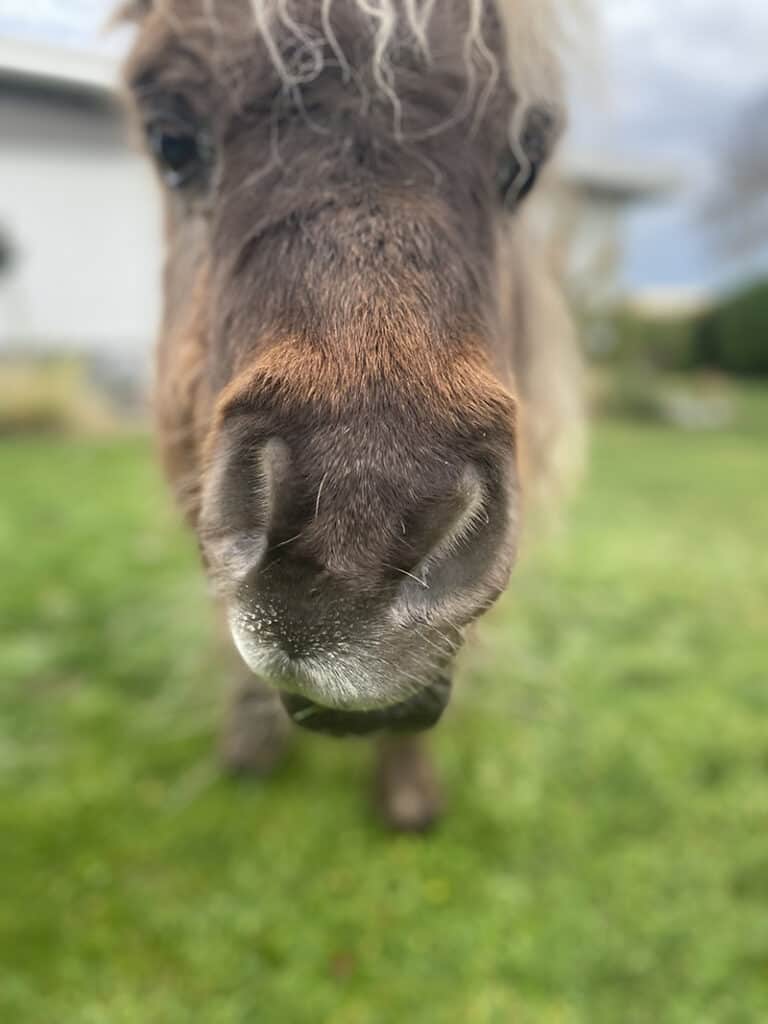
[270,532,304,551]
[415,628,457,659]
[314,471,330,521]
[383,563,429,589]
[291,704,321,723]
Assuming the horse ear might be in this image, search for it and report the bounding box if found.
[112,0,153,23]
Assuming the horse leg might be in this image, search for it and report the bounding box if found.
[220,670,292,776]
[374,734,443,832]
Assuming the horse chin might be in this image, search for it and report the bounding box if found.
[279,675,452,737]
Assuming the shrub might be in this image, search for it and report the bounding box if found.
[694,279,768,377]
[588,311,698,373]
[0,358,119,436]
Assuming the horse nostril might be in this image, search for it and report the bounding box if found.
[393,463,518,627]
[198,436,291,588]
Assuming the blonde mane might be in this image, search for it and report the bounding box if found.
[244,0,571,119]
[122,1,585,131]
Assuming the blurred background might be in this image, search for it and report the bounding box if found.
[1,2,766,1022]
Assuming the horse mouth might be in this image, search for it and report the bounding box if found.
[279,676,452,737]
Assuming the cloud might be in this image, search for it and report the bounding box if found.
[570,0,768,183]
[600,0,768,148]
[0,0,115,49]
[569,1,768,291]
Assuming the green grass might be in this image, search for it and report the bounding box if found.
[1,389,767,1023]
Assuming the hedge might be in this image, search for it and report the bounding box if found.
[693,278,768,376]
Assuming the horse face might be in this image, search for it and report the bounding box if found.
[122,0,561,732]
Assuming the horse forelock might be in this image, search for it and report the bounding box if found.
[119,0,587,138]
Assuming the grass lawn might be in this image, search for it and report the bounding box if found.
[1,388,767,1023]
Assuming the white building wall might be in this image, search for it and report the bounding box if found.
[0,86,162,357]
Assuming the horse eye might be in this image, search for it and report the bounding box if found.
[496,149,537,208]
[147,123,210,189]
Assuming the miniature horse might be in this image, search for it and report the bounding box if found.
[119,0,583,829]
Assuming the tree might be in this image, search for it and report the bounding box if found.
[706,90,768,256]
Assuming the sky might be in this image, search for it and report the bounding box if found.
[591,0,768,294]
[1,0,767,294]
